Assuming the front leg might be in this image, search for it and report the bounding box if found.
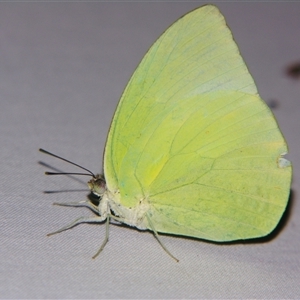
[47,215,107,236]
[52,200,99,214]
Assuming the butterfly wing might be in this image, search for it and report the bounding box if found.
[104,5,292,241]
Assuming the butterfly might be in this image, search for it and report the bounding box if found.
[42,5,292,260]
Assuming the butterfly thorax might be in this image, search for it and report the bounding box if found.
[88,174,150,230]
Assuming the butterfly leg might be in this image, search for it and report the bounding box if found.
[92,215,110,259]
[47,215,106,236]
[146,213,179,262]
[52,200,99,214]
[92,211,139,259]
[92,214,128,259]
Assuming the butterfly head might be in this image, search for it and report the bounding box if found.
[88,174,106,197]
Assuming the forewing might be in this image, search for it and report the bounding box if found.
[103,5,291,240]
[105,5,257,200]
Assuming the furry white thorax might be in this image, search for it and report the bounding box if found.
[88,175,150,230]
[99,189,150,230]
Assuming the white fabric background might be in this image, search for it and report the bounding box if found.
[1,2,299,299]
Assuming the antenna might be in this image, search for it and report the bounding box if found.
[39,148,95,178]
